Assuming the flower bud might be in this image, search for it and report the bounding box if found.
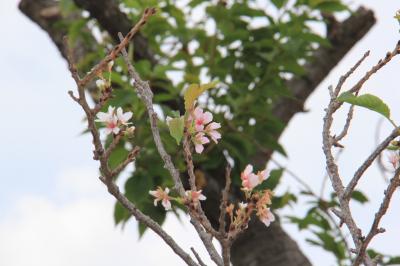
[107,60,114,72]
[96,79,107,90]
[125,126,136,137]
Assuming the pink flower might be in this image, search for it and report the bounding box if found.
[149,187,171,210]
[240,165,268,190]
[388,153,399,169]
[205,122,221,143]
[185,190,207,202]
[116,107,133,125]
[96,106,120,135]
[192,107,213,131]
[258,207,275,227]
[241,165,259,190]
[193,132,210,154]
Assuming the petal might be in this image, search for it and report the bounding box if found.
[201,136,210,144]
[195,124,204,132]
[162,199,171,210]
[248,173,259,189]
[96,112,109,122]
[244,165,253,176]
[165,187,170,194]
[104,128,112,135]
[203,111,213,124]
[206,122,221,130]
[149,190,157,197]
[195,144,204,154]
[198,194,207,201]
[113,127,120,134]
[208,131,221,143]
[107,106,115,115]
[193,107,203,118]
[122,111,133,122]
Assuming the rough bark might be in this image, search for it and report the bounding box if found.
[19,1,375,265]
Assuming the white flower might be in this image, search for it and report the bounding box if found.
[149,187,171,211]
[116,107,133,125]
[96,106,119,135]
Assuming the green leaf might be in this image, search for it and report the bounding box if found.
[351,190,369,204]
[313,1,348,12]
[167,116,185,144]
[108,145,129,170]
[184,81,218,111]
[386,256,400,265]
[125,173,153,204]
[271,0,286,9]
[337,92,391,120]
[114,201,130,225]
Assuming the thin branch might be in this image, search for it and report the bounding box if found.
[79,7,157,87]
[111,146,141,177]
[118,32,223,266]
[333,51,370,97]
[100,176,198,266]
[349,42,400,94]
[191,247,207,266]
[117,32,186,196]
[323,86,373,265]
[353,169,400,265]
[218,166,231,235]
[183,133,197,191]
[344,129,399,199]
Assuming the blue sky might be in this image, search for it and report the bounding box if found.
[0,1,399,265]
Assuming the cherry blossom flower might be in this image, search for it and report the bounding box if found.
[191,107,213,131]
[193,132,210,154]
[149,187,172,210]
[96,106,120,135]
[241,165,260,190]
[185,190,207,204]
[116,107,133,125]
[240,165,268,190]
[388,152,399,169]
[205,122,221,143]
[257,207,275,227]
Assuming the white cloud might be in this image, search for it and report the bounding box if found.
[0,168,217,266]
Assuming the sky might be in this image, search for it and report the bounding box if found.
[0,1,399,266]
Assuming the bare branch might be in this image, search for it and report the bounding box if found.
[353,169,400,265]
[191,247,207,266]
[344,129,399,199]
[349,42,400,94]
[79,8,157,87]
[218,166,231,235]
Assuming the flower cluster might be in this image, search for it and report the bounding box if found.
[226,164,275,228]
[149,187,206,211]
[188,107,221,153]
[96,106,133,135]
